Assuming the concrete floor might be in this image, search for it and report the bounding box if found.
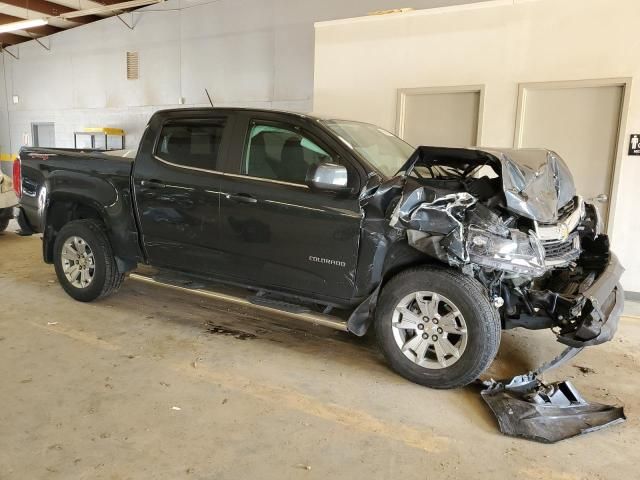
[1,222,638,480]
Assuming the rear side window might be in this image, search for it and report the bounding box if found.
[156,120,226,171]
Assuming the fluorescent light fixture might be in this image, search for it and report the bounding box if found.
[0,18,48,34]
[59,0,164,19]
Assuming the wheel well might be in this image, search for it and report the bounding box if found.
[44,200,106,263]
[379,243,440,289]
[347,243,442,336]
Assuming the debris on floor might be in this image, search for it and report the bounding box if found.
[574,365,597,375]
[480,347,625,443]
[481,377,625,443]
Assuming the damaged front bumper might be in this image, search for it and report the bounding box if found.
[524,252,625,348]
[481,255,626,443]
[557,254,624,347]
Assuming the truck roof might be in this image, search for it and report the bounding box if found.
[152,107,323,121]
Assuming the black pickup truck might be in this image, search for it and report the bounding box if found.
[14,108,624,389]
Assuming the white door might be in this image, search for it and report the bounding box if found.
[516,83,624,222]
[397,88,481,148]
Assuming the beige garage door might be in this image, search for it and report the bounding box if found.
[516,83,624,222]
[397,88,481,148]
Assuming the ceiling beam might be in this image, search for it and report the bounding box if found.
[0,13,63,36]
[0,0,103,24]
[0,32,31,46]
[92,0,137,4]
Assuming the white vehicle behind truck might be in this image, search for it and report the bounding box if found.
[0,172,17,232]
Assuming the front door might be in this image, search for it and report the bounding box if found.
[133,114,233,273]
[218,116,362,301]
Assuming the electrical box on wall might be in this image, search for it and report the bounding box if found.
[12,95,19,104]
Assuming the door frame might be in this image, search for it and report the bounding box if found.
[31,122,55,148]
[395,84,485,146]
[514,78,632,235]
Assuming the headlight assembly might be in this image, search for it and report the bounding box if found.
[466,226,546,277]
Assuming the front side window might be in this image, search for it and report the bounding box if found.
[243,123,332,184]
[156,120,226,170]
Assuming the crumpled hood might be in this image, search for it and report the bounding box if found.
[399,146,576,224]
[480,148,576,224]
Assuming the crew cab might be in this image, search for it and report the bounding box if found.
[14,108,624,389]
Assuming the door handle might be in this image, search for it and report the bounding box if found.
[141,179,167,189]
[225,193,258,204]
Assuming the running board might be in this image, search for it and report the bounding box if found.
[129,273,349,332]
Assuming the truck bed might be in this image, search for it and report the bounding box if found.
[17,146,142,267]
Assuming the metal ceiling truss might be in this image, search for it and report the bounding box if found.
[0,0,163,56]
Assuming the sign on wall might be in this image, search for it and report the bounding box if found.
[630,134,640,156]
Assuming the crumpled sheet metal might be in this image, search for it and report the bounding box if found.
[391,189,476,262]
[400,146,577,224]
[395,191,476,232]
[482,148,576,224]
[481,378,625,443]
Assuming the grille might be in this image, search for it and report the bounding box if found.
[542,234,579,260]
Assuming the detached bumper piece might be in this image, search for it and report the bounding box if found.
[481,377,625,443]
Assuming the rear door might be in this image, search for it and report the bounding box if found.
[216,112,363,301]
[133,113,234,273]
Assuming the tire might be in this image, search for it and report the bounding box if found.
[375,267,500,389]
[53,219,124,302]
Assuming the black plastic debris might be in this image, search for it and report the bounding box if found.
[481,376,625,443]
[481,346,625,443]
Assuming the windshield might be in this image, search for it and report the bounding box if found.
[321,120,415,178]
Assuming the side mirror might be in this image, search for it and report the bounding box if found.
[306,162,349,192]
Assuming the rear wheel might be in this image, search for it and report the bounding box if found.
[375,267,500,389]
[53,219,124,302]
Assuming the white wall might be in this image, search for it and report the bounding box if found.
[0,0,489,174]
[313,0,640,291]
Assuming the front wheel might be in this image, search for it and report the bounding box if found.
[375,267,501,389]
[53,219,124,302]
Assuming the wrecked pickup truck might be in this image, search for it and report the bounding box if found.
[14,108,623,390]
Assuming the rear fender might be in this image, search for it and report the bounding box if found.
[42,173,140,269]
